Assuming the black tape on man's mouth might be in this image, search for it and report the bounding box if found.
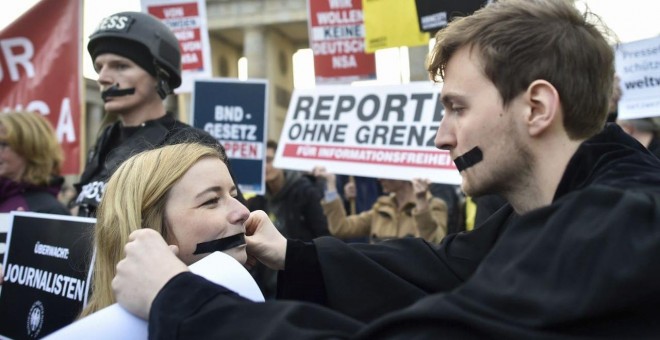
[101,84,136,102]
[193,233,246,255]
[454,146,483,172]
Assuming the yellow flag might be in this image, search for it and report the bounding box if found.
[362,0,430,53]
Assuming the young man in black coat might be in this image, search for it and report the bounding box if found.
[112,0,660,338]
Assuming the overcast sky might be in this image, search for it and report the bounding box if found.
[1,0,659,79]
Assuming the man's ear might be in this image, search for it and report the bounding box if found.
[525,80,560,137]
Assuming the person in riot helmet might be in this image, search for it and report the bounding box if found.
[74,12,240,216]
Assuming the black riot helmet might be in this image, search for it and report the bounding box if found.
[88,11,181,98]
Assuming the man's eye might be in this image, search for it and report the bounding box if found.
[451,106,464,114]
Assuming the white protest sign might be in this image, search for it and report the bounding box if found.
[0,214,7,260]
[615,36,660,119]
[44,251,264,339]
[274,82,461,185]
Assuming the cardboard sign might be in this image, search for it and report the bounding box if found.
[192,79,269,194]
[307,0,376,84]
[0,212,95,339]
[615,36,660,119]
[274,82,461,185]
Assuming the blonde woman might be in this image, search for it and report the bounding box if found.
[0,111,67,214]
[80,143,249,317]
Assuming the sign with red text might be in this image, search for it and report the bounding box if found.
[308,0,376,84]
[615,36,660,119]
[275,82,461,184]
[0,0,82,174]
[192,79,269,194]
[142,0,212,93]
[0,212,95,339]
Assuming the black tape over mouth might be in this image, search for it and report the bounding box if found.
[193,233,246,255]
[454,146,483,172]
[101,84,136,102]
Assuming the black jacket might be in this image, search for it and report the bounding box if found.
[0,176,69,215]
[647,135,660,159]
[74,113,239,216]
[149,124,660,339]
[246,170,329,241]
[246,170,329,299]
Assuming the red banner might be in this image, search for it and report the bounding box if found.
[0,0,82,174]
[308,0,376,84]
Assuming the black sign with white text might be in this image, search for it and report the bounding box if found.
[415,0,490,32]
[0,212,95,339]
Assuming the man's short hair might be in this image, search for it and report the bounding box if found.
[427,0,614,140]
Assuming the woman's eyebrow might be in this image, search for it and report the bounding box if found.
[195,186,222,199]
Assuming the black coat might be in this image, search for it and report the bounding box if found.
[246,170,329,241]
[149,124,660,339]
[246,171,330,299]
[74,113,240,216]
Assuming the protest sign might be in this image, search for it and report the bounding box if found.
[141,0,212,93]
[192,79,269,194]
[414,0,489,33]
[308,0,376,84]
[0,212,95,339]
[274,82,461,185]
[0,214,7,262]
[362,0,430,53]
[615,36,660,119]
[45,251,264,339]
[0,0,83,174]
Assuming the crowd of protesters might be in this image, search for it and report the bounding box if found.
[3,0,660,338]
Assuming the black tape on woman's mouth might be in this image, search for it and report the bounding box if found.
[101,84,136,102]
[454,146,483,172]
[193,233,246,255]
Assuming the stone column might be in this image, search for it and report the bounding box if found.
[407,45,430,82]
[244,26,267,79]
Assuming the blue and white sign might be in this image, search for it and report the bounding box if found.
[192,79,269,194]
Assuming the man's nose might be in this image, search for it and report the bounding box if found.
[96,66,113,87]
[435,115,456,151]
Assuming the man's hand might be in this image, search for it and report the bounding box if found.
[112,229,188,320]
[244,211,287,270]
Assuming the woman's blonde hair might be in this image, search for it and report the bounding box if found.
[0,112,63,185]
[80,143,224,317]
